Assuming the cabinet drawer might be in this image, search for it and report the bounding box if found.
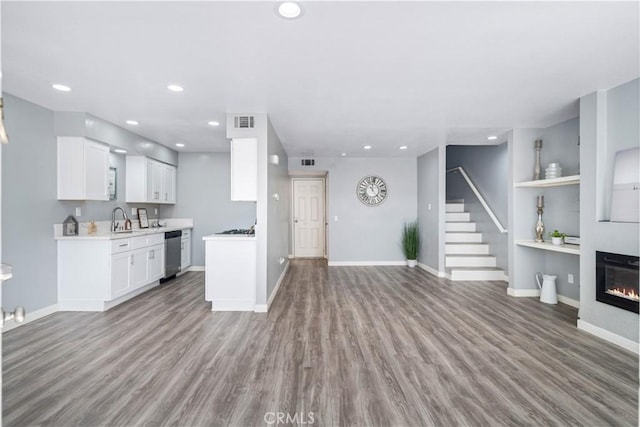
[181,229,191,239]
[132,233,164,249]
[111,238,132,254]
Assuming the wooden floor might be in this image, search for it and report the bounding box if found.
[3,260,638,426]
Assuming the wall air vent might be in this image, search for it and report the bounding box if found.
[301,159,315,166]
[234,115,255,129]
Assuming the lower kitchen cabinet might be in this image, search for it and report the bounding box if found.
[58,233,165,311]
[181,229,191,271]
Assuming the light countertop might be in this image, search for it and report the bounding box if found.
[55,218,193,241]
[203,234,256,241]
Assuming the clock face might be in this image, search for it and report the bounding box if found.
[357,176,388,206]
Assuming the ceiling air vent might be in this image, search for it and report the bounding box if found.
[234,115,255,129]
[301,159,315,166]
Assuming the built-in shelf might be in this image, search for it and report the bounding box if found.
[515,240,580,255]
[0,263,13,281]
[514,175,580,188]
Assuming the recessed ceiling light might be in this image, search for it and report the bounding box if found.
[487,135,498,140]
[278,2,302,19]
[167,84,184,92]
[126,120,139,126]
[208,121,220,126]
[175,143,185,148]
[363,145,372,150]
[341,152,347,157]
[399,146,408,150]
[114,149,127,154]
[52,84,71,92]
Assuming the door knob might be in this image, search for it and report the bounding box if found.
[1,306,25,327]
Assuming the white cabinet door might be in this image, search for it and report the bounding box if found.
[230,137,257,201]
[111,252,132,299]
[146,159,163,203]
[148,244,165,281]
[162,164,176,204]
[181,236,191,270]
[130,248,149,290]
[84,140,109,200]
[57,137,109,200]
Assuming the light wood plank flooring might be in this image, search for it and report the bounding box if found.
[4,260,638,426]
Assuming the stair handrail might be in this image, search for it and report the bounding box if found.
[446,166,508,234]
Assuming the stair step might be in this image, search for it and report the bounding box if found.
[445,243,490,255]
[450,267,507,281]
[445,232,483,243]
[445,203,465,213]
[445,212,470,222]
[446,255,497,268]
[445,222,477,232]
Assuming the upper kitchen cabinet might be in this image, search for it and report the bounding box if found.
[230,137,257,201]
[57,137,110,200]
[126,156,177,204]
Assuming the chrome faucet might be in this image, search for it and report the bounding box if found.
[111,206,129,232]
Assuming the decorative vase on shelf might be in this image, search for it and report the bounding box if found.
[533,139,543,180]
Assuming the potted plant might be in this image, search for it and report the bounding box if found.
[548,229,567,246]
[401,221,420,267]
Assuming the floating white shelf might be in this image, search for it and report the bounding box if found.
[514,175,580,188]
[0,263,13,281]
[515,240,580,255]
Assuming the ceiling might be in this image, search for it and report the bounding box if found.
[2,1,638,157]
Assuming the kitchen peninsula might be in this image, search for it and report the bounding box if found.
[203,231,256,312]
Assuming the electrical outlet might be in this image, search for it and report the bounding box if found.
[131,208,137,216]
[75,207,81,217]
[428,203,432,211]
[568,274,574,284]
[334,216,338,222]
[154,208,158,215]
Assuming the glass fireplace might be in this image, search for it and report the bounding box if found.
[596,251,639,314]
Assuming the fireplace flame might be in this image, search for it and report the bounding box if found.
[606,287,639,302]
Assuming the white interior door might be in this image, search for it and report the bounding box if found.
[293,178,325,258]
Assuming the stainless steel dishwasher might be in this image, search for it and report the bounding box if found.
[163,230,182,280]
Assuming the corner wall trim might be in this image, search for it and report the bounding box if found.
[2,304,58,333]
[577,319,639,354]
[417,262,447,278]
[327,261,406,267]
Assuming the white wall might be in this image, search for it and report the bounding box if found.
[579,79,639,344]
[417,148,441,271]
[161,152,256,266]
[289,156,417,264]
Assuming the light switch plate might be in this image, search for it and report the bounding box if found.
[131,208,137,216]
[568,274,574,284]
[75,207,81,217]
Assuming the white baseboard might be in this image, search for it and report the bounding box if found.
[254,304,267,313]
[327,261,406,266]
[2,304,58,333]
[557,295,580,308]
[187,265,204,272]
[211,299,255,311]
[266,261,289,309]
[59,281,161,312]
[577,319,639,354]
[417,262,447,278]
[507,288,541,297]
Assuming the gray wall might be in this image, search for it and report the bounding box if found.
[417,148,440,271]
[580,79,639,344]
[266,120,290,299]
[289,157,418,263]
[446,143,509,274]
[161,152,256,266]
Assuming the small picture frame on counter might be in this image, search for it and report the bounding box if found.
[63,215,79,236]
[137,208,149,229]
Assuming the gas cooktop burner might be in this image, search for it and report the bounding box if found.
[218,229,255,235]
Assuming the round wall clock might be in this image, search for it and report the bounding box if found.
[356,175,388,206]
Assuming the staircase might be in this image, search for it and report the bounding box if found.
[445,202,507,281]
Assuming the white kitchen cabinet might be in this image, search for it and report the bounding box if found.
[181,229,191,270]
[148,244,165,281]
[57,137,109,200]
[126,156,177,204]
[58,232,166,311]
[230,137,257,201]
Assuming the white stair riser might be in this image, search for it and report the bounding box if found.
[445,212,470,222]
[445,222,476,232]
[450,269,506,281]
[445,203,465,213]
[446,256,497,267]
[445,233,483,243]
[445,244,489,255]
